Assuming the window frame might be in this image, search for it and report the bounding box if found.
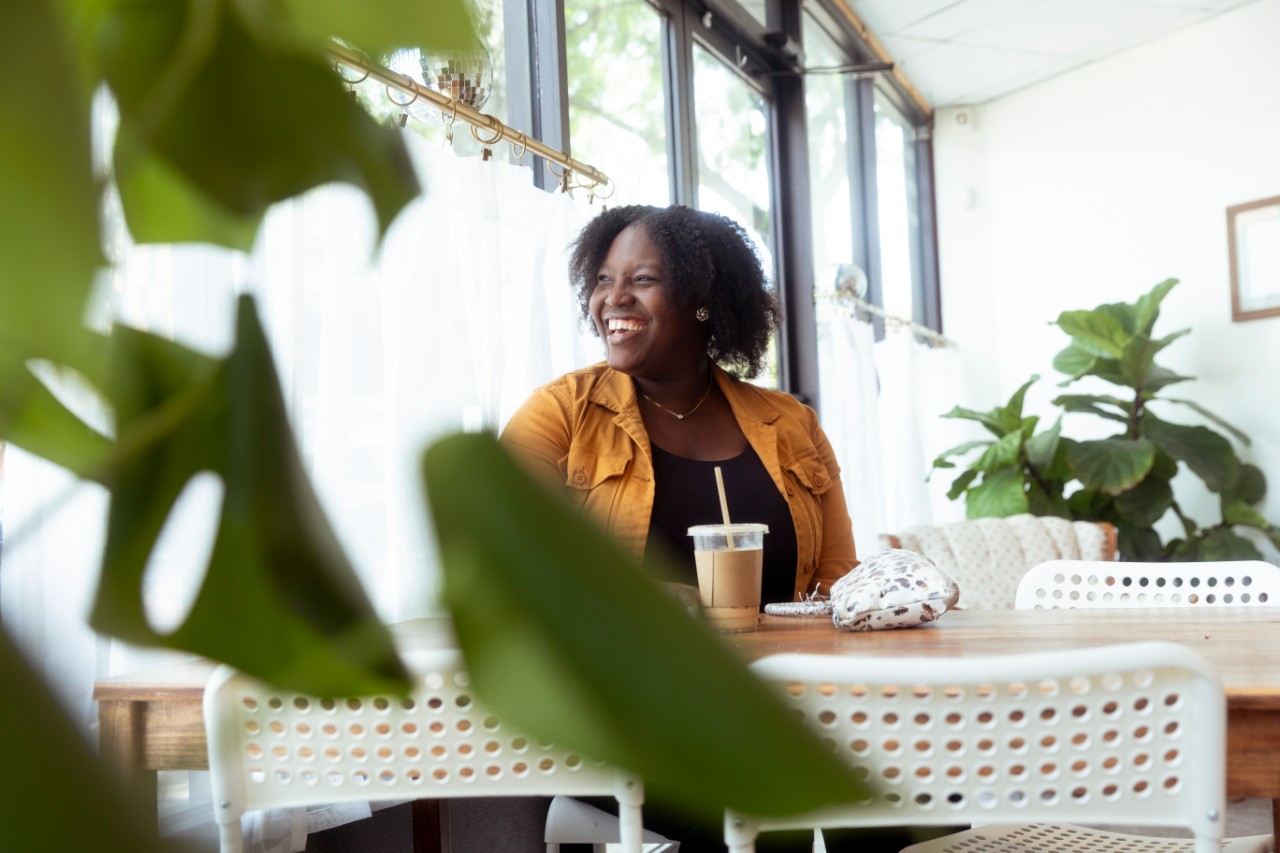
[512,0,941,409]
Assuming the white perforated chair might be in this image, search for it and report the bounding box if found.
[1016,560,1280,610]
[204,648,644,853]
[727,643,1273,853]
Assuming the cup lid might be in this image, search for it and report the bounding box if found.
[687,523,770,536]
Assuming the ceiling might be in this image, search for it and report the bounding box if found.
[843,0,1264,108]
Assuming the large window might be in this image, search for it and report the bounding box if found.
[802,13,856,297]
[565,0,670,206]
[874,90,925,324]
[537,0,938,405]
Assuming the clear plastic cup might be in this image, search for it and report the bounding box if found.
[687,523,769,632]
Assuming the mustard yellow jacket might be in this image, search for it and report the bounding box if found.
[500,363,858,599]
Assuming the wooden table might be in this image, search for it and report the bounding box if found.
[94,609,1280,839]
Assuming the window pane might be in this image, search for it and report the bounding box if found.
[873,89,922,323]
[802,15,854,297]
[693,43,778,385]
[566,0,670,206]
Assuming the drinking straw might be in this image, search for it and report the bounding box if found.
[714,466,736,550]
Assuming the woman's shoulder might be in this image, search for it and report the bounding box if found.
[721,372,818,421]
[517,362,630,413]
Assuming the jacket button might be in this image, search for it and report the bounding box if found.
[573,468,586,485]
[813,475,825,487]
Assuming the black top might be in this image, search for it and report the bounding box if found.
[642,442,799,605]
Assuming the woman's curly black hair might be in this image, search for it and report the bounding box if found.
[568,204,781,379]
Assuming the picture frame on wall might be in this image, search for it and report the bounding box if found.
[1227,194,1280,322]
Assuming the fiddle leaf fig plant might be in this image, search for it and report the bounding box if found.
[930,375,1076,519]
[934,278,1280,561]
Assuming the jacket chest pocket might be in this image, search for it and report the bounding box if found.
[783,448,833,497]
[563,447,632,515]
[783,447,832,561]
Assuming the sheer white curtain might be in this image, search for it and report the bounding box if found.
[816,306,967,555]
[816,304,885,560]
[0,125,595,850]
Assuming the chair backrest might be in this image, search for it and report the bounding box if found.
[1016,560,1280,609]
[736,642,1224,846]
[882,515,1116,610]
[204,648,642,853]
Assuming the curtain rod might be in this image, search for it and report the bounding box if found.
[815,288,953,348]
[327,42,611,193]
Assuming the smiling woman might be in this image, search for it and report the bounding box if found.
[501,204,859,609]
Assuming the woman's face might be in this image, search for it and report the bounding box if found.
[589,223,706,380]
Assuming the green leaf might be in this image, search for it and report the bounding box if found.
[1222,500,1269,530]
[1118,524,1166,561]
[276,0,477,57]
[930,440,992,470]
[1141,366,1193,393]
[972,430,1023,472]
[1024,418,1061,474]
[1067,438,1155,495]
[1158,398,1251,446]
[422,431,870,817]
[941,405,1006,438]
[1222,463,1266,507]
[91,297,409,696]
[1114,474,1173,527]
[0,355,114,477]
[1198,527,1264,561]
[967,468,1029,518]
[1026,479,1071,518]
[1118,334,1162,388]
[1133,278,1179,335]
[1066,488,1112,518]
[99,0,420,249]
[998,375,1038,432]
[1095,302,1138,335]
[1052,343,1097,382]
[0,1,102,367]
[1143,415,1238,493]
[1055,310,1129,358]
[946,468,979,501]
[1052,394,1131,422]
[1,632,174,853]
[113,131,261,248]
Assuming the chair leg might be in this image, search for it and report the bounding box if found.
[617,803,642,853]
[724,811,757,853]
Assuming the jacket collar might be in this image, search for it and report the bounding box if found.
[588,362,782,425]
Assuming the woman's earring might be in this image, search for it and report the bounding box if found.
[695,307,710,322]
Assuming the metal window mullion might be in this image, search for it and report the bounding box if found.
[914,128,942,334]
[773,0,819,406]
[506,0,569,193]
[852,76,884,339]
[666,0,699,206]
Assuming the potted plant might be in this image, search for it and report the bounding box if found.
[932,279,1280,560]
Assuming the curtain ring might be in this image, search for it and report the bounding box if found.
[592,179,616,201]
[335,63,371,86]
[509,132,528,161]
[470,115,504,146]
[441,99,458,143]
[386,83,419,127]
[544,161,571,194]
[385,82,419,108]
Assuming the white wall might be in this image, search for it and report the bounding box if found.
[932,0,1280,557]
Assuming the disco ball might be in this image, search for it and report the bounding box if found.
[422,45,493,111]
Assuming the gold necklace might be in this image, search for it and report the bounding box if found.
[640,376,713,421]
